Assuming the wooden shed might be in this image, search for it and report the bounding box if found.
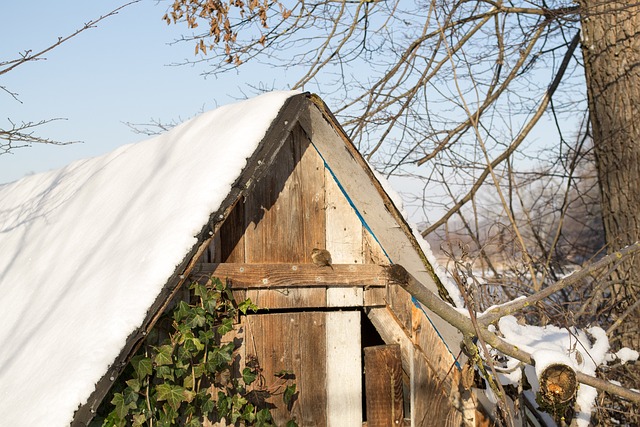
[0,91,478,426]
[83,93,472,426]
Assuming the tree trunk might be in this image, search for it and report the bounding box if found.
[579,1,640,350]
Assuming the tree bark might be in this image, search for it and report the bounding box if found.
[579,1,640,350]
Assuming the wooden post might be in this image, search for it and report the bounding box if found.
[364,344,404,426]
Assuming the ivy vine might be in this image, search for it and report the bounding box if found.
[93,277,298,426]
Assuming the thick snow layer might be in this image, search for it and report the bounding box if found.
[0,91,297,426]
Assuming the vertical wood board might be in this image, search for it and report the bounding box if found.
[244,312,327,426]
[324,163,366,306]
[364,344,404,426]
[219,199,246,263]
[243,125,325,263]
[326,310,362,426]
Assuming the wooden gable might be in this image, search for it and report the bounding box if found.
[73,93,471,426]
[185,95,468,425]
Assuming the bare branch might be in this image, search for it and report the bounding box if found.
[387,262,640,405]
[0,1,141,77]
[0,118,80,156]
[421,31,581,236]
[478,241,640,325]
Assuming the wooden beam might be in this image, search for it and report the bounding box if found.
[364,345,404,426]
[191,263,388,288]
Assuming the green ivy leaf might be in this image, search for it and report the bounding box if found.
[241,402,256,422]
[132,413,147,427]
[199,392,214,414]
[242,367,257,385]
[125,378,141,393]
[189,307,207,328]
[159,402,178,426]
[123,386,139,405]
[192,282,208,297]
[156,383,185,411]
[208,343,234,371]
[156,365,174,381]
[173,300,192,322]
[110,392,136,420]
[285,420,299,427]
[182,388,197,403]
[185,336,205,352]
[256,408,273,425]
[211,277,224,291]
[154,344,174,366]
[217,317,234,336]
[131,355,153,379]
[284,384,297,407]
[184,418,201,427]
[198,329,214,345]
[238,298,258,314]
[102,410,126,427]
[203,295,218,314]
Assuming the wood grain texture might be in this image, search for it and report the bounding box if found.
[364,345,404,426]
[244,312,328,426]
[193,263,387,288]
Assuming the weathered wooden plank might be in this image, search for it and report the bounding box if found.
[363,231,390,307]
[326,286,364,307]
[363,229,389,265]
[245,287,327,309]
[324,166,365,265]
[364,345,404,426]
[297,312,328,426]
[387,283,415,334]
[326,310,362,426]
[192,263,388,288]
[411,304,459,391]
[243,124,326,264]
[412,354,460,427]
[244,132,301,262]
[293,124,327,257]
[366,307,413,378]
[364,286,387,306]
[244,312,327,426]
[323,152,367,306]
[219,198,246,263]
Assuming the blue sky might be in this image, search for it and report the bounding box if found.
[1,0,297,184]
[1,0,576,225]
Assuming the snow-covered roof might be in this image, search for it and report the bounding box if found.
[0,91,298,426]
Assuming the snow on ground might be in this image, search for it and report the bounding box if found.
[614,347,639,365]
[497,315,611,427]
[0,90,298,426]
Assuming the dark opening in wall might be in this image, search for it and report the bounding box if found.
[361,309,386,421]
